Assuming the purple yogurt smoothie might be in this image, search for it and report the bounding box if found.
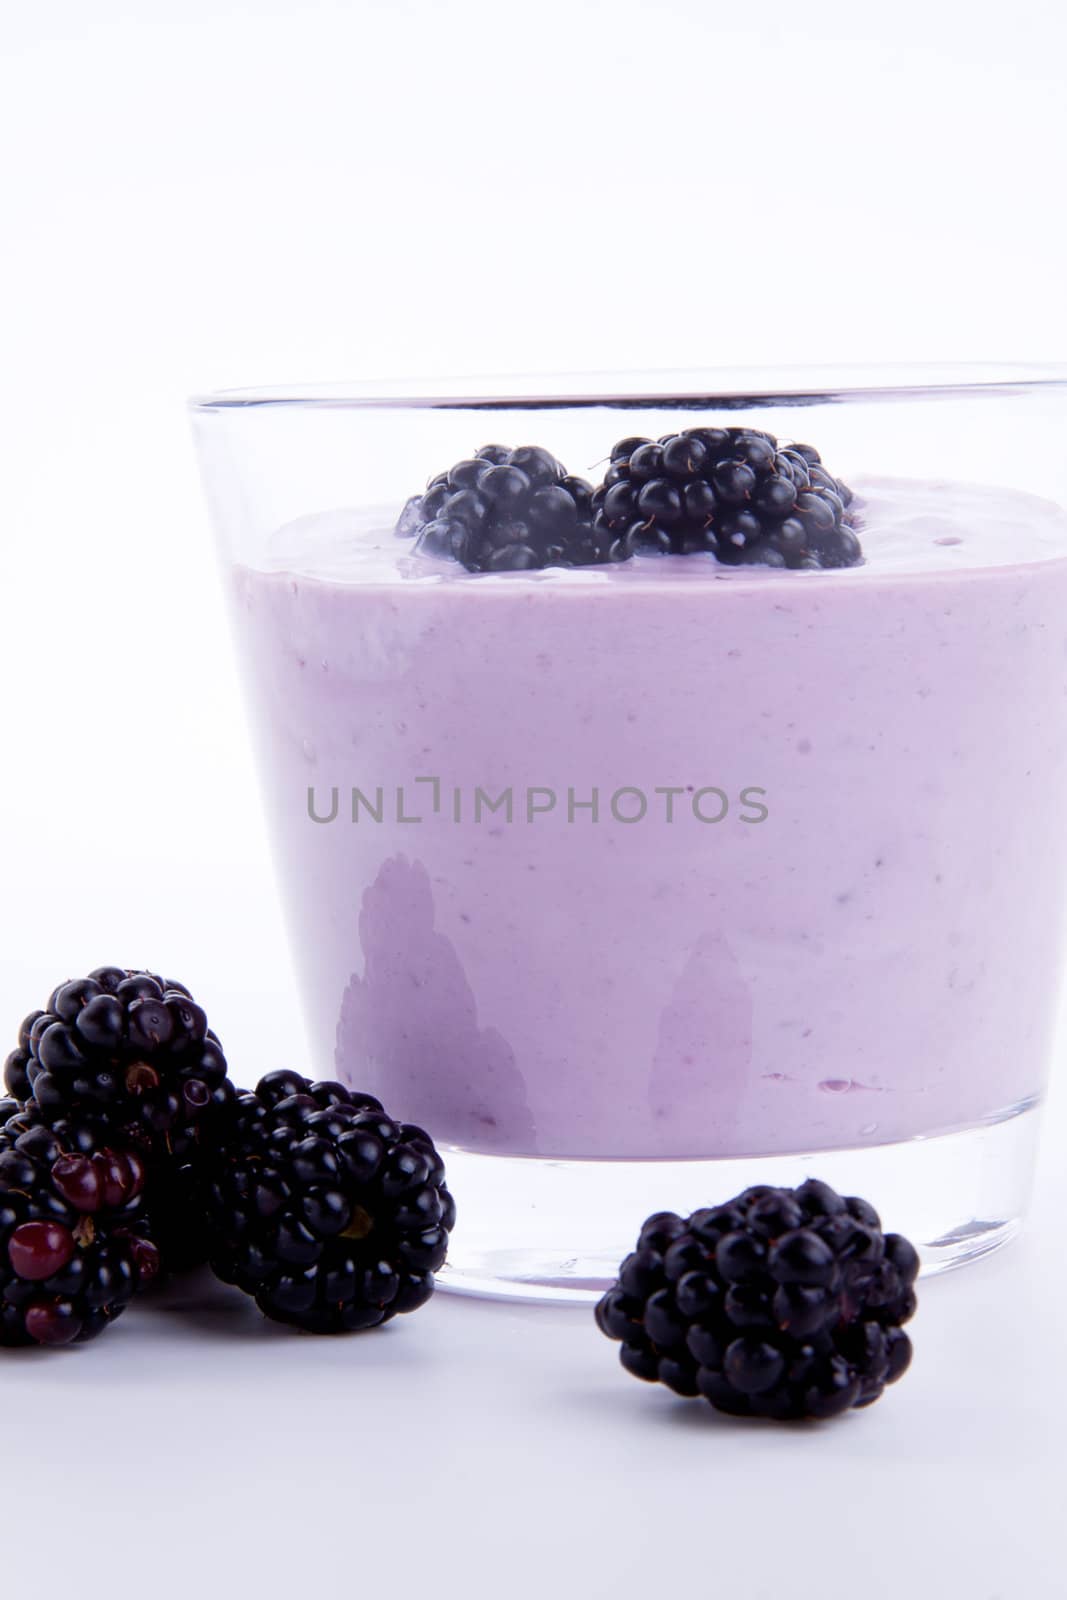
[228,478,1067,1160]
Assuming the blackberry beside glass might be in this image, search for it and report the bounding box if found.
[4,967,229,1149]
[202,1071,456,1333]
[4,967,232,1277]
[595,1180,917,1420]
[0,1100,159,1346]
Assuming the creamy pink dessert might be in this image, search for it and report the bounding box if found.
[227,478,1067,1160]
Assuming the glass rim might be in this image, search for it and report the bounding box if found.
[189,362,1067,413]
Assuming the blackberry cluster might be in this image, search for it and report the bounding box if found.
[396,444,629,572]
[0,1099,159,1346]
[5,967,229,1152]
[202,1071,456,1333]
[4,968,232,1282]
[592,427,862,569]
[595,1180,917,1421]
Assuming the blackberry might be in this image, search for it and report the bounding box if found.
[595,1179,916,1420]
[396,444,633,572]
[5,969,231,1278]
[4,967,229,1153]
[0,1101,159,1346]
[593,428,862,569]
[203,1071,456,1333]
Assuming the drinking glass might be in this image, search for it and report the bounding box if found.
[192,365,1067,1300]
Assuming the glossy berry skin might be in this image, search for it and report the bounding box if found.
[3,968,229,1153]
[0,1101,157,1348]
[593,427,862,570]
[202,1072,456,1334]
[7,1221,77,1281]
[3,969,232,1277]
[595,1179,917,1421]
[23,1298,84,1345]
[396,444,629,573]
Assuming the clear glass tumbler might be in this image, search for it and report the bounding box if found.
[191,366,1067,1301]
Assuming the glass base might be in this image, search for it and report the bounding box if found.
[437,1098,1040,1303]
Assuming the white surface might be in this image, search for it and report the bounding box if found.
[1,1124,1066,1600]
[2,2,1067,1595]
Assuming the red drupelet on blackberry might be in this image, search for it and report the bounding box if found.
[593,427,863,569]
[595,1179,917,1420]
[202,1071,456,1333]
[396,444,632,571]
[0,1101,159,1346]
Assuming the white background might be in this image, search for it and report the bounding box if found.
[2,3,1067,1597]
